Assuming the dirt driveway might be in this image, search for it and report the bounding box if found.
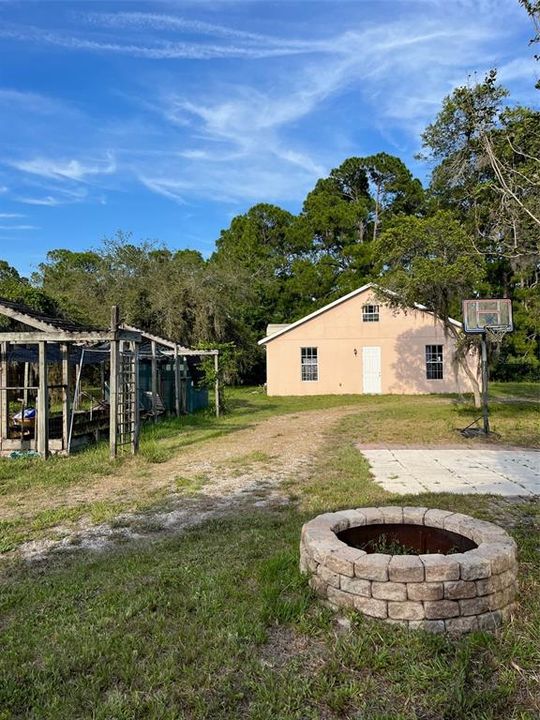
[7,405,359,559]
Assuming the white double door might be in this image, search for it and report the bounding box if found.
[362,346,381,394]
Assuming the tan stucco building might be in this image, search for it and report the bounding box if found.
[259,284,474,396]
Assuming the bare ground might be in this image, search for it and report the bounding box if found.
[5,405,359,560]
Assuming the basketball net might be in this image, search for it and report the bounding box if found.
[484,325,509,346]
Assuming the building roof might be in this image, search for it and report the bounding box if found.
[265,323,291,336]
[258,283,462,345]
[0,296,101,333]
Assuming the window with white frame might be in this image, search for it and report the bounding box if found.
[362,304,380,322]
[301,347,318,381]
[425,345,444,380]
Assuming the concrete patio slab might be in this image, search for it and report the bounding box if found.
[358,447,540,496]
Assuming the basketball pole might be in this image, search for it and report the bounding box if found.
[481,333,490,435]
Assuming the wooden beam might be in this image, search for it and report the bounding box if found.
[181,350,219,357]
[131,340,140,454]
[37,341,49,458]
[160,349,219,358]
[0,330,140,343]
[74,363,80,410]
[120,323,217,355]
[174,345,181,417]
[151,340,158,421]
[0,342,8,442]
[0,302,60,332]
[109,307,120,460]
[61,343,70,453]
[213,352,220,418]
[121,323,183,351]
[23,362,30,406]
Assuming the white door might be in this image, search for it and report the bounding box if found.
[362,347,381,394]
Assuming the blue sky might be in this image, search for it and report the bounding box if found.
[0,0,537,276]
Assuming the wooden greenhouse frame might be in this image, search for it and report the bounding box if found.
[0,299,220,459]
[0,300,141,458]
[120,324,220,418]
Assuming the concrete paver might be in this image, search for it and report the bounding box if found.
[358,447,540,496]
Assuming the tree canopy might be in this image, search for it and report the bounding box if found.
[3,77,536,384]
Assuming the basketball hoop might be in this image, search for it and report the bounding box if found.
[461,298,514,436]
[462,299,513,335]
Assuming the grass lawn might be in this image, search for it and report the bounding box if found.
[0,384,538,719]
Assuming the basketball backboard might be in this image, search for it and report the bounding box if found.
[462,299,513,334]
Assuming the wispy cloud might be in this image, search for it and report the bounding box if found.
[0,22,321,60]
[138,176,188,203]
[0,212,25,218]
[15,195,64,207]
[0,224,39,230]
[10,153,116,181]
[0,88,72,115]
[84,11,323,50]
[137,14,504,202]
[0,0,534,220]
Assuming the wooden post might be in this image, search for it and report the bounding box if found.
[37,341,49,458]
[131,340,139,454]
[109,306,119,459]
[151,339,158,421]
[214,351,220,418]
[23,362,30,406]
[74,363,80,410]
[0,341,8,441]
[61,343,70,453]
[182,357,188,413]
[100,362,105,401]
[174,345,181,417]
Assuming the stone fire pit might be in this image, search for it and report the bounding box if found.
[300,507,518,633]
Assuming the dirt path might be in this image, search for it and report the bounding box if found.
[6,405,360,560]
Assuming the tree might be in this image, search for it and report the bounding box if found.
[0,261,55,321]
[421,73,540,377]
[422,71,540,257]
[289,157,373,304]
[359,153,425,240]
[519,0,540,88]
[35,249,107,325]
[373,212,486,405]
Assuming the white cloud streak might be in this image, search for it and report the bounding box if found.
[10,154,116,181]
[84,11,322,49]
[0,224,39,230]
[0,23,322,60]
[15,195,64,206]
[0,0,534,213]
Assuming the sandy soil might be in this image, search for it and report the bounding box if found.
[5,405,358,560]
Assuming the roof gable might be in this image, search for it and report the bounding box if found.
[258,283,462,345]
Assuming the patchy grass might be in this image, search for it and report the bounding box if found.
[175,473,210,495]
[0,384,537,499]
[0,503,538,719]
[0,390,364,499]
[223,450,274,476]
[226,450,272,466]
[0,383,538,555]
[0,382,538,718]
[0,491,169,554]
[490,381,540,401]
